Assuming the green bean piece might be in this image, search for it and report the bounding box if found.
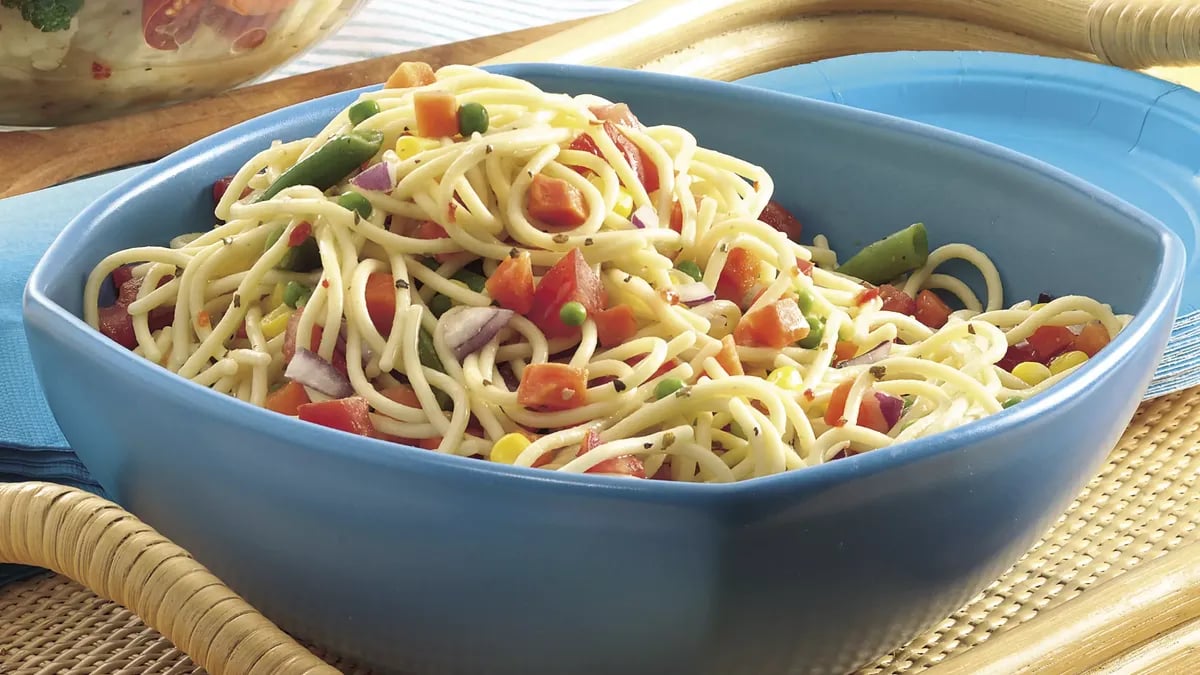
[348,99,381,126]
[417,326,451,409]
[1002,397,1023,409]
[283,281,313,309]
[835,222,929,285]
[265,224,321,272]
[797,315,824,349]
[256,130,385,202]
[419,256,440,270]
[559,301,587,327]
[451,268,487,293]
[676,260,703,282]
[337,190,373,218]
[458,102,489,136]
[429,294,453,318]
[655,377,685,400]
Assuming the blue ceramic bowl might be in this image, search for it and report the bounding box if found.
[24,64,1184,675]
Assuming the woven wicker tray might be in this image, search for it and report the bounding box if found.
[6,1,1200,673]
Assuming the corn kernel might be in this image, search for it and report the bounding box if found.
[268,282,286,309]
[766,366,804,390]
[1012,361,1052,386]
[1049,350,1089,375]
[259,305,293,340]
[394,135,440,160]
[491,433,531,464]
[613,189,634,220]
[1030,303,1047,311]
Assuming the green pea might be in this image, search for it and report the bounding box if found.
[458,102,489,137]
[1002,397,1023,409]
[655,377,685,400]
[796,315,824,349]
[348,99,381,126]
[283,281,313,309]
[796,289,816,313]
[429,294,453,318]
[337,190,373,218]
[676,260,703,282]
[559,301,587,327]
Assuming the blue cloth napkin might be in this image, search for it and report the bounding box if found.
[0,169,140,586]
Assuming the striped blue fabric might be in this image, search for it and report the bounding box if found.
[270,0,635,81]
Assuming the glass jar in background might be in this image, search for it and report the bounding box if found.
[0,0,365,126]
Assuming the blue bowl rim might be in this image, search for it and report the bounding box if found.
[25,62,1186,504]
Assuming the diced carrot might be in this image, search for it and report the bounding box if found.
[1074,321,1111,357]
[381,384,422,408]
[715,334,744,375]
[486,250,535,315]
[386,61,436,89]
[517,363,589,412]
[264,381,311,416]
[825,381,852,427]
[364,273,397,336]
[414,90,459,138]
[914,290,952,329]
[526,174,588,229]
[855,287,881,306]
[669,200,683,233]
[593,304,638,347]
[715,247,762,307]
[196,310,211,329]
[833,340,859,364]
[733,298,810,349]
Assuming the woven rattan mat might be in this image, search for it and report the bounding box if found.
[2,386,1197,674]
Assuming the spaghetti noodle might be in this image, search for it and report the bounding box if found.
[83,63,1129,482]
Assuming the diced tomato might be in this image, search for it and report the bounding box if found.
[566,119,659,193]
[213,0,292,16]
[833,340,858,364]
[669,200,683,233]
[111,264,135,292]
[593,304,638,348]
[376,385,441,449]
[287,221,312,247]
[1074,321,1111,358]
[297,397,375,437]
[716,247,762,307]
[830,448,856,461]
[517,363,589,412]
[527,249,607,340]
[855,287,881,306]
[414,90,459,138]
[589,103,641,127]
[879,284,916,315]
[914,290,952,329]
[385,61,437,89]
[857,394,890,434]
[412,219,454,262]
[578,428,646,478]
[264,381,311,416]
[733,298,810,349]
[364,273,397,336]
[212,176,234,203]
[526,174,588,230]
[997,343,1039,372]
[715,334,744,375]
[758,200,803,241]
[486,251,535,315]
[1026,325,1075,363]
[795,258,814,278]
[282,309,347,373]
[98,276,174,350]
[142,0,206,51]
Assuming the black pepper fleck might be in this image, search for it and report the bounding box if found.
[232,294,242,308]
[643,442,653,450]
[552,233,569,244]
[869,365,887,380]
[613,380,627,392]
[967,324,976,335]
[584,237,594,246]
[395,279,410,290]
[509,247,519,258]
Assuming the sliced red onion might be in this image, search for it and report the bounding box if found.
[442,306,515,361]
[676,282,716,307]
[836,342,892,368]
[351,161,394,192]
[286,348,354,398]
[631,205,658,229]
[875,392,903,430]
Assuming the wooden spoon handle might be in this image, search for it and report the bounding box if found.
[921,539,1200,675]
[485,0,1200,74]
[0,20,581,200]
